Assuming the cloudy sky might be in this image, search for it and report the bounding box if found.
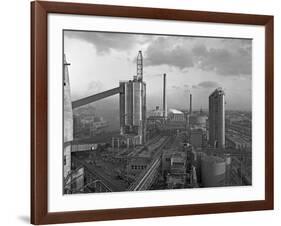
[64,30,252,111]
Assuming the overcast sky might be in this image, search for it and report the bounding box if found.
[64,30,252,111]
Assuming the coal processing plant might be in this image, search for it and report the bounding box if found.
[63,51,252,194]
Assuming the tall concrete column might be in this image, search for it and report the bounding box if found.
[63,55,73,190]
[190,94,192,115]
[163,73,167,119]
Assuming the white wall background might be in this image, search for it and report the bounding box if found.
[0,0,279,225]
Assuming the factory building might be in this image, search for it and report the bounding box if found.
[226,134,251,150]
[157,109,187,131]
[119,51,147,146]
[167,173,186,189]
[168,109,185,121]
[209,88,225,148]
[167,152,187,189]
[161,148,188,189]
[162,144,201,189]
[126,155,150,177]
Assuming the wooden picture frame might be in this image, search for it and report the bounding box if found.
[31,1,274,224]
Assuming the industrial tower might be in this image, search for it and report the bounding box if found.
[208,88,225,148]
[163,73,167,119]
[137,50,143,81]
[119,51,147,145]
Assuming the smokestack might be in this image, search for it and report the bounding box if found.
[163,73,167,119]
[137,50,143,81]
[190,94,192,115]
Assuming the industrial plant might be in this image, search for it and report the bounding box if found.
[63,50,252,194]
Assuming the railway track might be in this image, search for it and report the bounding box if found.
[128,136,171,191]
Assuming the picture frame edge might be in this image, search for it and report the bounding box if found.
[30,1,274,224]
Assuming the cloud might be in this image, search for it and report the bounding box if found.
[192,81,220,90]
[65,30,252,77]
[64,31,139,54]
[197,81,220,88]
[144,37,193,69]
[144,37,251,76]
[192,42,252,76]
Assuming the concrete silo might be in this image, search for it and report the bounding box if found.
[201,154,226,187]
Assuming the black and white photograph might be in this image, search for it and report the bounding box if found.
[63,30,252,194]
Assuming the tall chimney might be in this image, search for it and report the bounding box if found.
[190,93,192,115]
[137,50,143,81]
[163,73,167,119]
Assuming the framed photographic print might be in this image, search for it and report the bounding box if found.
[31,1,274,225]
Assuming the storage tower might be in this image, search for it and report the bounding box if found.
[119,51,146,145]
[208,88,225,148]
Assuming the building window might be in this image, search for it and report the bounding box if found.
[63,155,66,165]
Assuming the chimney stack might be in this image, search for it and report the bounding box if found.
[190,93,192,115]
[163,73,167,119]
[137,51,143,81]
